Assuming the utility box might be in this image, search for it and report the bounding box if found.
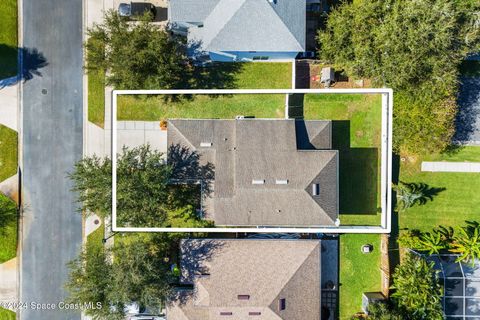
[321,67,335,88]
[362,292,387,314]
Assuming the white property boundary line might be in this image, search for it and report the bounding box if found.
[111,89,393,234]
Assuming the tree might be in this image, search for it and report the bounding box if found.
[394,182,423,211]
[66,233,181,319]
[0,192,16,230]
[69,144,213,228]
[391,253,444,320]
[354,302,403,320]
[317,0,480,154]
[66,247,124,320]
[451,221,480,265]
[85,10,187,90]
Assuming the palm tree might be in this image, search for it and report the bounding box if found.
[418,231,446,255]
[451,222,480,266]
[394,182,423,211]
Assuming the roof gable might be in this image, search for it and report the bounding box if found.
[183,0,305,52]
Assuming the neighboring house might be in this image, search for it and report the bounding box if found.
[168,0,306,62]
[167,239,322,320]
[167,119,339,227]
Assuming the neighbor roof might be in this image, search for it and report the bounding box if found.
[167,239,321,320]
[167,119,338,227]
[168,0,306,52]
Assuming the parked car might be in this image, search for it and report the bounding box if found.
[118,2,156,20]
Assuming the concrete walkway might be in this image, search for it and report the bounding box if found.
[117,121,167,152]
[85,214,102,237]
[0,174,19,203]
[0,84,18,131]
[0,258,17,312]
[422,161,480,173]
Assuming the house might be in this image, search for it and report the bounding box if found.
[166,239,322,319]
[168,0,306,62]
[167,119,339,227]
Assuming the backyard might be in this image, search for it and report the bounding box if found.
[304,93,383,226]
[0,0,17,79]
[339,234,382,319]
[90,62,292,126]
[398,146,480,232]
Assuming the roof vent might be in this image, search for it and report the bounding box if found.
[200,142,212,147]
[312,183,320,196]
[238,295,250,300]
[275,179,288,185]
[220,312,233,316]
[249,311,261,316]
[252,179,265,185]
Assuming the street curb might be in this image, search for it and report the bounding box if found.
[17,0,24,317]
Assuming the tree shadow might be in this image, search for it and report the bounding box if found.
[453,76,480,143]
[0,45,48,88]
[169,239,225,305]
[167,144,215,196]
[332,121,379,214]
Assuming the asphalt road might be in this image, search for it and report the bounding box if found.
[20,0,84,319]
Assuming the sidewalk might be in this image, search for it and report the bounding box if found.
[0,84,18,131]
[0,258,17,311]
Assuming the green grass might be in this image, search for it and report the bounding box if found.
[88,68,106,127]
[399,146,480,232]
[304,94,383,225]
[0,193,17,264]
[91,62,292,126]
[339,234,382,319]
[0,0,18,79]
[86,220,104,253]
[0,307,15,320]
[118,94,285,120]
[0,125,18,182]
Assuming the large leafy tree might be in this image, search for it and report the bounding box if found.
[69,144,213,228]
[391,253,444,320]
[85,10,187,90]
[318,0,480,154]
[66,233,181,319]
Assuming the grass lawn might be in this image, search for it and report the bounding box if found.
[0,0,17,79]
[113,62,292,122]
[86,220,104,253]
[118,93,285,120]
[304,94,382,225]
[0,125,18,182]
[339,234,382,319]
[0,307,15,320]
[0,193,17,264]
[88,68,106,127]
[398,146,480,232]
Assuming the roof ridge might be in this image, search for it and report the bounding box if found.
[267,0,304,49]
[268,242,321,317]
[199,0,248,49]
[168,121,197,151]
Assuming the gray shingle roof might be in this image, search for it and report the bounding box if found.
[167,239,321,320]
[167,119,338,227]
[169,0,306,52]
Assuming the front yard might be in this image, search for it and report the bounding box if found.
[90,62,292,125]
[304,94,382,226]
[398,146,480,232]
[0,193,17,264]
[0,125,18,182]
[0,0,17,79]
[339,234,382,319]
[118,93,286,120]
